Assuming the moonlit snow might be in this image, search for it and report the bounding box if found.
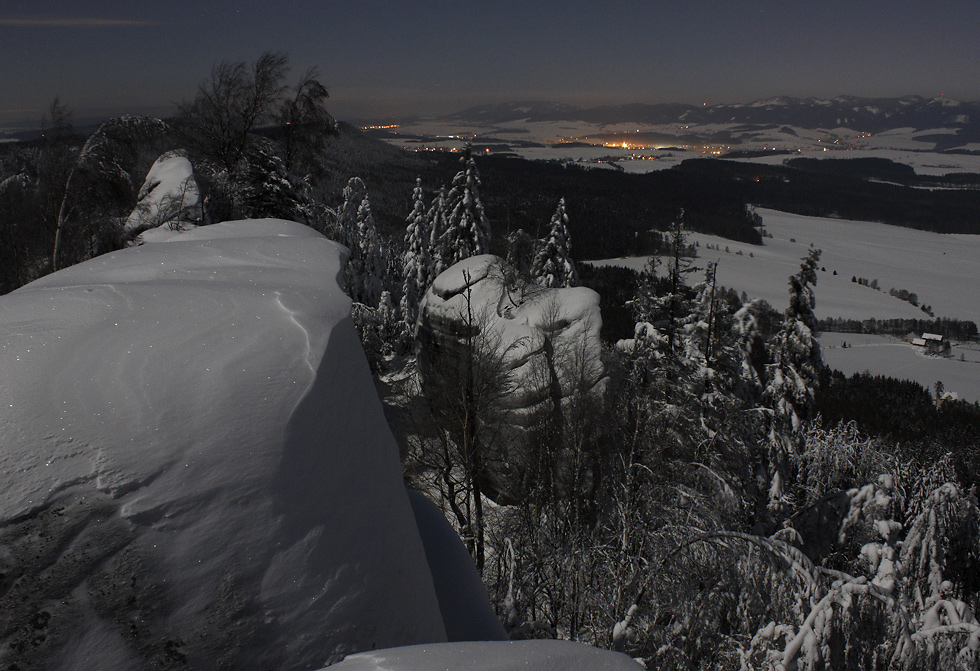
[0,220,447,668]
[327,640,643,670]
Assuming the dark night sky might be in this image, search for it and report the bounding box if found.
[2,0,978,127]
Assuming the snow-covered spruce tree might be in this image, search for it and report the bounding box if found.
[400,178,430,330]
[764,248,823,514]
[344,193,384,307]
[234,137,306,221]
[682,262,722,367]
[427,186,450,277]
[679,262,745,408]
[629,212,696,394]
[733,298,769,402]
[530,197,577,288]
[337,176,367,249]
[443,145,491,265]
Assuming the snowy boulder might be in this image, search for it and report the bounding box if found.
[417,255,606,501]
[124,150,202,240]
[0,220,450,669]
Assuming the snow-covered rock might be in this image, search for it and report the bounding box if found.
[124,150,201,239]
[326,640,644,670]
[0,220,450,669]
[417,255,606,500]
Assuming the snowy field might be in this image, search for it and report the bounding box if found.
[592,209,980,398]
[818,334,980,403]
[723,148,980,177]
[592,208,980,326]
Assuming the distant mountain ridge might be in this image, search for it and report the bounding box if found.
[441,97,980,136]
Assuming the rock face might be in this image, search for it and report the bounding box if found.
[0,220,452,669]
[417,255,606,501]
[124,150,202,240]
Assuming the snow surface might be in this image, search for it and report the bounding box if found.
[328,640,644,670]
[724,149,980,176]
[593,209,980,400]
[818,334,980,403]
[592,208,980,325]
[0,220,449,669]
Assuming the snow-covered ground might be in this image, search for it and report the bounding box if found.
[0,220,449,668]
[818,334,980,403]
[723,148,980,177]
[592,208,980,326]
[328,640,643,670]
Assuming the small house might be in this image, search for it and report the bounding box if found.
[916,332,951,355]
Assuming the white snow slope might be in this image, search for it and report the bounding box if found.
[593,208,980,325]
[328,640,643,671]
[0,220,448,669]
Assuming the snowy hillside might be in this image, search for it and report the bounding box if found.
[593,208,980,326]
[593,208,980,402]
[0,220,448,668]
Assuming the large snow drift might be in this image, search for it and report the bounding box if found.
[0,220,447,668]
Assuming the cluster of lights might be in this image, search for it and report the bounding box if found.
[361,124,400,130]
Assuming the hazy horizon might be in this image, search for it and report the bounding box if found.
[3,1,978,128]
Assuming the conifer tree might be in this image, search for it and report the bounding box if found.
[733,298,768,401]
[344,193,384,307]
[683,262,717,366]
[337,176,367,248]
[444,145,491,265]
[764,248,823,510]
[235,137,304,221]
[401,178,430,329]
[427,186,450,277]
[530,197,577,288]
[635,211,695,365]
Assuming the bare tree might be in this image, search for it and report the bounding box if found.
[176,52,289,175]
[278,67,338,177]
[51,114,169,270]
[416,269,514,571]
